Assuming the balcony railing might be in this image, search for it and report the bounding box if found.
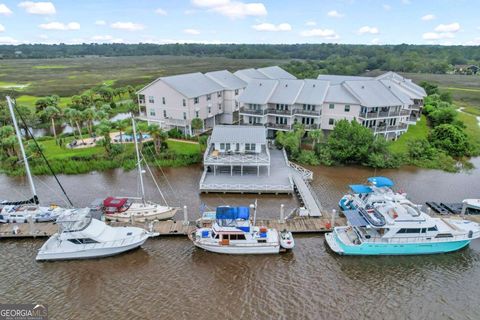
[239,107,266,116]
[266,108,293,116]
[293,109,321,116]
[266,123,291,130]
[303,123,320,130]
[371,123,408,133]
[359,110,407,118]
[400,109,411,116]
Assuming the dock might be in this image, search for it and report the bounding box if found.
[289,161,323,217]
[0,216,341,239]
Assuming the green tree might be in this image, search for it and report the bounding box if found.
[82,107,96,136]
[308,129,323,149]
[96,120,112,155]
[0,125,17,159]
[116,121,128,143]
[327,120,374,164]
[429,124,471,157]
[44,106,61,143]
[191,118,204,133]
[147,124,167,155]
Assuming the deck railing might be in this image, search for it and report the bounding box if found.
[199,183,293,192]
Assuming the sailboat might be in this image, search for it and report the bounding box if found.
[103,116,178,223]
[0,96,68,224]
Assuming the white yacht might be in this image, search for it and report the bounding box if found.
[326,197,480,255]
[36,208,156,261]
[191,205,294,254]
[104,117,177,223]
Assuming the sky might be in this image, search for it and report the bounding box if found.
[0,0,479,46]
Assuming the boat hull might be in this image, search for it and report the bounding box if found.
[193,241,280,254]
[325,232,471,256]
[36,237,148,261]
[105,208,177,223]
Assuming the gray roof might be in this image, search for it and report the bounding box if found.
[234,68,270,82]
[343,80,404,107]
[269,79,304,104]
[324,84,360,104]
[296,80,330,104]
[161,72,224,98]
[238,79,278,104]
[210,125,266,144]
[257,66,297,79]
[376,72,427,96]
[317,74,373,84]
[380,80,415,105]
[205,70,247,90]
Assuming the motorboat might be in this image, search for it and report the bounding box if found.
[326,196,480,255]
[36,208,157,261]
[103,117,178,223]
[190,205,294,254]
[0,205,63,223]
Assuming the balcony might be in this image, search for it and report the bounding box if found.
[266,122,291,130]
[400,109,411,116]
[239,107,266,116]
[371,123,408,133]
[303,123,320,130]
[266,108,293,116]
[360,110,406,118]
[138,99,146,105]
[293,109,321,116]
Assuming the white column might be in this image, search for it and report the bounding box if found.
[280,204,285,224]
[331,209,336,228]
[183,206,189,225]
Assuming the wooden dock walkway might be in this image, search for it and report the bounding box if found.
[0,217,341,239]
[291,170,322,217]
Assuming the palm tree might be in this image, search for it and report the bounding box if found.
[0,125,17,158]
[96,120,112,155]
[136,121,149,152]
[308,129,324,150]
[191,117,203,135]
[44,106,61,144]
[65,108,85,143]
[116,121,128,143]
[147,124,167,155]
[82,107,96,136]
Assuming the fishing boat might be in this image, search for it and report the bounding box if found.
[338,176,406,211]
[190,204,294,254]
[326,196,480,255]
[36,208,157,261]
[103,117,177,223]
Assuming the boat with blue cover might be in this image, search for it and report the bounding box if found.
[326,194,480,255]
[190,205,294,254]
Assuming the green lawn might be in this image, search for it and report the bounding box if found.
[388,115,429,154]
[40,137,106,160]
[166,139,201,155]
[16,95,72,109]
[32,65,69,70]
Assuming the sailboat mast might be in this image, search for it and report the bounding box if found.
[131,116,146,205]
[6,96,38,204]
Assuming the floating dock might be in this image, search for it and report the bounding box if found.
[0,216,341,239]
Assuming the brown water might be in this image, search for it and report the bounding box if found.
[1,160,480,320]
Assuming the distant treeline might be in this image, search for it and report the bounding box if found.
[0,43,479,74]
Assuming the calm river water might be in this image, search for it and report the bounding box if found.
[1,159,479,320]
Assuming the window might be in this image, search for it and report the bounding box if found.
[301,117,314,125]
[398,228,421,234]
[208,107,211,114]
[195,111,199,118]
[303,104,315,111]
[235,89,239,96]
[163,110,167,118]
[183,112,187,120]
[162,97,166,105]
[149,109,156,116]
[427,226,438,232]
[213,232,219,239]
[245,143,255,152]
[275,117,287,125]
[183,99,186,107]
[329,103,334,109]
[329,118,334,125]
[226,143,231,151]
[344,105,350,112]
[248,117,260,124]
[220,143,225,150]
[207,94,211,101]
[194,97,199,104]
[148,96,154,103]
[217,91,222,98]
[218,103,222,110]
[235,101,239,107]
[230,234,246,240]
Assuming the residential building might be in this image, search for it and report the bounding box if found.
[234,66,297,82]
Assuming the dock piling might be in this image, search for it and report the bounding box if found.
[279,204,285,223]
[183,206,189,226]
[331,209,336,228]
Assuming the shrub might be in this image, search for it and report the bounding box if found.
[167,128,184,139]
[296,150,320,165]
[429,124,471,157]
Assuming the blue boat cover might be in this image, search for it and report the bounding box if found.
[216,206,250,220]
[349,184,373,194]
[368,176,394,188]
[343,210,369,227]
[237,226,250,233]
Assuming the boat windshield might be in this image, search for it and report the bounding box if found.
[57,208,92,233]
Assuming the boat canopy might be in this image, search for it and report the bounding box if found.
[368,176,394,188]
[216,206,250,220]
[343,210,369,227]
[349,184,373,194]
[103,197,128,208]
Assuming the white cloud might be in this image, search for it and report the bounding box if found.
[0,4,13,15]
[252,23,291,32]
[358,26,379,34]
[422,32,454,40]
[305,21,316,27]
[0,36,20,44]
[110,22,144,31]
[192,0,267,19]
[91,35,123,43]
[371,38,380,44]
[18,1,56,15]
[39,22,81,31]
[434,22,460,33]
[184,28,200,35]
[421,14,435,21]
[0,24,4,32]
[327,10,344,18]
[382,4,391,11]
[155,8,167,15]
[95,20,106,26]
[464,37,480,46]
[300,28,339,39]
